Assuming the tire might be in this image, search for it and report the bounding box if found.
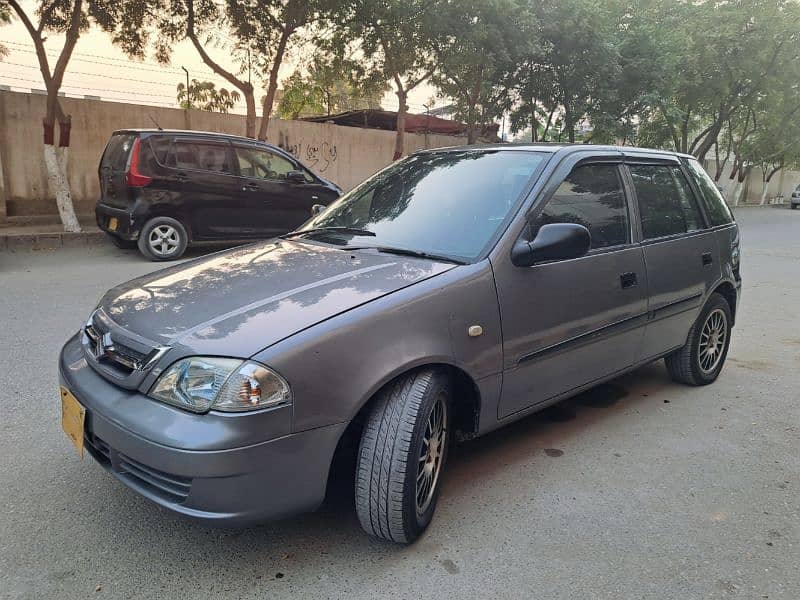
[105,233,136,249]
[355,369,451,544]
[665,292,732,386]
[791,203,798,210]
[137,216,189,261]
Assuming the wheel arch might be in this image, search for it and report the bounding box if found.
[325,361,482,499]
[710,280,738,326]
[141,205,193,241]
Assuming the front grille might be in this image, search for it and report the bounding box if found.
[84,323,147,375]
[85,432,192,505]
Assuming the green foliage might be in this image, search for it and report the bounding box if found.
[427,0,534,142]
[177,79,241,112]
[277,58,387,119]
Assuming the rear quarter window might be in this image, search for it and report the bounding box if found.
[101,134,136,170]
[684,159,734,226]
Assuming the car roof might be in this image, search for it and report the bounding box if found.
[420,142,696,160]
[112,128,282,149]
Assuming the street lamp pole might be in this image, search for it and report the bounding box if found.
[181,66,191,109]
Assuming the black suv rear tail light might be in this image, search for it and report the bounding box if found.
[126,138,153,187]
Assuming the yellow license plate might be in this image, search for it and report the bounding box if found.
[61,386,86,458]
[107,217,118,231]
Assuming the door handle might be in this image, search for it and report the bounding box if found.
[175,172,189,182]
[620,272,638,289]
[702,252,713,266]
[242,183,259,191]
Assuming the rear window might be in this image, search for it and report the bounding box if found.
[629,164,703,239]
[684,159,734,226]
[101,134,135,170]
[165,141,233,174]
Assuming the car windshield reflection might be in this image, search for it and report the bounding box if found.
[297,149,547,262]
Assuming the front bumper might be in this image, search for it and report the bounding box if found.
[58,334,346,526]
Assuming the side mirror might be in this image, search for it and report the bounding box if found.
[311,203,326,216]
[287,170,307,184]
[511,223,591,267]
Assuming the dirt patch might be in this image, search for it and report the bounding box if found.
[728,358,776,371]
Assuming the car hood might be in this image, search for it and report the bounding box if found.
[98,240,455,357]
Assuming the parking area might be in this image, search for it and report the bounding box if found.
[1,207,798,600]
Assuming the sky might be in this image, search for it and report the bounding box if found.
[0,5,438,116]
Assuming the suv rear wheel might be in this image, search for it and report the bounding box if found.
[665,292,732,386]
[355,369,451,544]
[138,216,189,261]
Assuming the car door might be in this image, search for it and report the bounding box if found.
[494,155,648,419]
[622,155,722,359]
[163,138,243,239]
[233,144,333,236]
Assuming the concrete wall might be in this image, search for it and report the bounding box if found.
[0,91,467,219]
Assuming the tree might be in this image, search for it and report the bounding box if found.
[227,0,340,140]
[428,0,532,144]
[335,0,436,160]
[633,0,800,162]
[506,0,621,144]
[177,79,241,112]
[277,57,387,119]
[4,0,150,232]
[148,0,336,139]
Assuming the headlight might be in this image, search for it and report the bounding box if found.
[149,357,291,413]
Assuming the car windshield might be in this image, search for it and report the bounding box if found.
[297,149,547,261]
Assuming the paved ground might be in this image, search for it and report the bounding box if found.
[1,207,798,600]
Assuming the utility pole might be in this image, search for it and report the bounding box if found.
[181,66,191,109]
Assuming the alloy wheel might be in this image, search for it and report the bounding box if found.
[416,393,447,516]
[698,308,728,374]
[148,225,180,257]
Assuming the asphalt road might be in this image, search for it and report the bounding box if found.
[1,207,798,600]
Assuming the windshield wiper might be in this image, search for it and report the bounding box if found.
[345,245,467,265]
[281,226,376,239]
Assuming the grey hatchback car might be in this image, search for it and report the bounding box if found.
[59,144,741,543]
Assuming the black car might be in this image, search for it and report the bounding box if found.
[96,129,342,260]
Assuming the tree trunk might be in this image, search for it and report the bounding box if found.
[693,115,727,164]
[258,27,291,141]
[43,132,80,232]
[730,168,748,206]
[759,165,783,205]
[466,102,478,144]
[759,180,770,206]
[244,91,256,138]
[393,87,407,161]
[531,97,538,142]
[564,103,575,143]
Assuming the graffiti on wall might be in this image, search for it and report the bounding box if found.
[278,131,338,173]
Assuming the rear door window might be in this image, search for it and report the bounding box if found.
[533,164,630,249]
[629,164,704,239]
[684,159,734,226]
[167,141,233,174]
[101,134,135,171]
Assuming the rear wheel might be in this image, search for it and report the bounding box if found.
[355,369,451,544]
[665,293,732,386]
[137,216,189,261]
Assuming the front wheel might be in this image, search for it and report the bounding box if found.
[665,292,732,386]
[137,216,189,261]
[355,369,451,544]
